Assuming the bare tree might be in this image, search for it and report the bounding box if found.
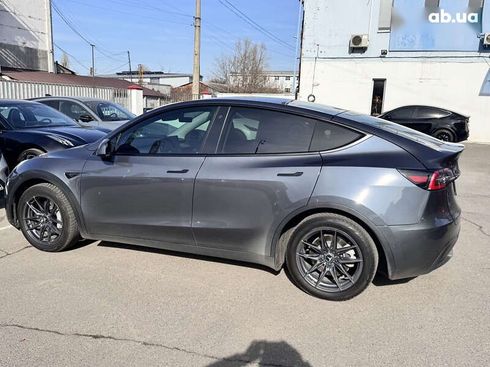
[211,39,275,93]
[60,52,70,68]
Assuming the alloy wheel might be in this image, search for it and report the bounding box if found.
[23,196,63,243]
[295,227,364,293]
[436,132,452,142]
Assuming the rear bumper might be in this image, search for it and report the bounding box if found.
[383,214,460,280]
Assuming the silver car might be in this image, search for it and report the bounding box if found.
[32,97,135,130]
[5,98,463,300]
[0,150,7,197]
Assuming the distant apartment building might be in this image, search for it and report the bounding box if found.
[0,0,54,72]
[229,70,297,93]
[298,0,490,142]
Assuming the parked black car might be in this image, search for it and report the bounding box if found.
[379,105,469,142]
[0,100,108,170]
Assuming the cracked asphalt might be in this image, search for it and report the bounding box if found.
[0,143,489,367]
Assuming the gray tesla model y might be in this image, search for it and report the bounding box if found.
[5,98,463,300]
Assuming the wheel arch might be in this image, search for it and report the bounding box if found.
[8,171,86,235]
[270,205,395,278]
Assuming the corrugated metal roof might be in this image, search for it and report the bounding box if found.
[2,71,165,98]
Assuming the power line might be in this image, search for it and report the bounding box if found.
[53,43,90,71]
[217,0,295,51]
[52,0,128,63]
[52,1,92,45]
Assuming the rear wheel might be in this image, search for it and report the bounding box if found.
[286,213,378,301]
[434,129,455,142]
[18,148,45,163]
[18,183,80,252]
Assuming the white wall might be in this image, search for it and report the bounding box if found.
[299,0,490,143]
[299,58,490,142]
[0,0,53,71]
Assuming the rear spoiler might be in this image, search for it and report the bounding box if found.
[419,142,464,171]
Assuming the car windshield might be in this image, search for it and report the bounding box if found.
[0,103,78,129]
[84,101,135,121]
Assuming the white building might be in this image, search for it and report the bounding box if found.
[298,0,490,143]
[229,71,297,93]
[263,71,297,93]
[0,0,54,72]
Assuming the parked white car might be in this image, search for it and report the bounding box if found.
[32,97,135,130]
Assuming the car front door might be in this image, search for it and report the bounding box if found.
[80,105,220,246]
[59,100,98,127]
[384,107,415,128]
[192,107,323,259]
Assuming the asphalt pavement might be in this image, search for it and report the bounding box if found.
[0,143,489,367]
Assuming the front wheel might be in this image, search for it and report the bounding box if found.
[286,213,378,301]
[18,183,80,252]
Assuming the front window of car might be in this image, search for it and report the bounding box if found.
[0,103,78,129]
[85,101,135,121]
[113,107,217,155]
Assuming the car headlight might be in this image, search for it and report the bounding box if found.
[48,134,75,147]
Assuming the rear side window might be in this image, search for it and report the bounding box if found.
[390,107,414,119]
[40,100,59,109]
[310,122,364,151]
[414,107,450,119]
[221,108,316,154]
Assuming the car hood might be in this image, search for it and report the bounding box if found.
[20,126,107,145]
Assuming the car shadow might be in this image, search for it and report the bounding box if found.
[206,340,312,367]
[372,273,416,287]
[0,196,5,210]
[97,241,281,275]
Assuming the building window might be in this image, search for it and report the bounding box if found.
[285,88,291,93]
[274,76,280,81]
[285,76,291,81]
[378,0,393,32]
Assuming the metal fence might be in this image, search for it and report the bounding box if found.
[0,79,130,109]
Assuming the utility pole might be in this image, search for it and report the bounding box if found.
[127,50,133,82]
[46,0,55,73]
[192,0,201,100]
[90,44,95,77]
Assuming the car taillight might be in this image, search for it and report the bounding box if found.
[399,169,457,191]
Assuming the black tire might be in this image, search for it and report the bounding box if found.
[18,183,80,252]
[18,148,45,164]
[286,213,378,301]
[433,129,455,142]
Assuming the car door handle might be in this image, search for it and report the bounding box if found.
[167,169,189,174]
[277,172,303,177]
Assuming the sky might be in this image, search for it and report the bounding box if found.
[51,0,301,79]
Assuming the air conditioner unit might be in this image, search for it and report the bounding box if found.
[483,33,490,46]
[350,34,369,48]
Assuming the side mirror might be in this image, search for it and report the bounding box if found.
[79,114,94,123]
[96,138,114,159]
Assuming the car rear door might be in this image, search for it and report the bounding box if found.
[411,106,443,134]
[192,106,322,258]
[80,105,220,246]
